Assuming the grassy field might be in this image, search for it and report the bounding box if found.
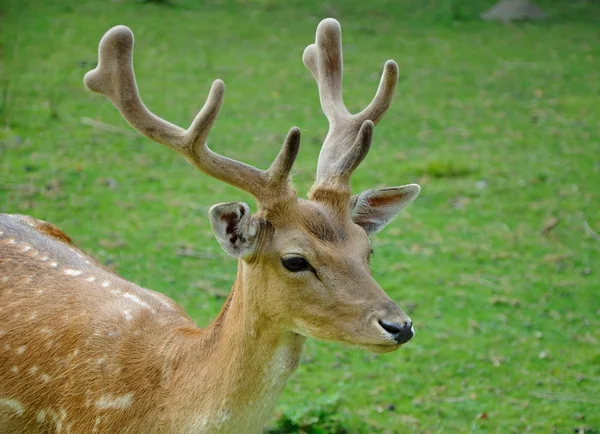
[2,0,600,432]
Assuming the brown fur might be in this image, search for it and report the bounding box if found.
[34,221,72,244]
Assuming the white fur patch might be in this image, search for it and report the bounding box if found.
[64,269,83,276]
[95,393,134,410]
[0,398,24,416]
[36,410,47,422]
[123,293,152,310]
[147,291,175,310]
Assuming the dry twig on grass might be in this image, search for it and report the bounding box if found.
[529,392,600,405]
[583,220,600,241]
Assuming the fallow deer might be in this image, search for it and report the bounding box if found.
[0,18,421,433]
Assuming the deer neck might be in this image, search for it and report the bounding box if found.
[165,260,306,433]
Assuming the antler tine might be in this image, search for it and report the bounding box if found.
[358,60,399,123]
[267,127,301,186]
[330,120,373,182]
[304,18,399,184]
[84,25,298,205]
[302,20,347,120]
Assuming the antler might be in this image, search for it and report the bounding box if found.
[84,26,300,205]
[304,18,399,185]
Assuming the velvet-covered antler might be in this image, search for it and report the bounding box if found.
[304,18,399,185]
[84,26,300,206]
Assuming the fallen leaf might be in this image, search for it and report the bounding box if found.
[541,217,560,237]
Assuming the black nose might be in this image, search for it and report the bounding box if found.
[378,320,414,344]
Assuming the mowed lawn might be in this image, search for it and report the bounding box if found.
[1,0,599,432]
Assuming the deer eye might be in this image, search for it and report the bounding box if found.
[281,255,311,272]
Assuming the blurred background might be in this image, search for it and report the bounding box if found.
[1,0,599,432]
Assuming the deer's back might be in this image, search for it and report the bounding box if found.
[0,214,190,433]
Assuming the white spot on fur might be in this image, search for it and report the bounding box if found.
[73,348,79,357]
[123,292,152,310]
[37,289,45,294]
[95,393,134,410]
[1,276,8,283]
[21,245,31,252]
[0,398,24,416]
[96,357,106,365]
[30,311,37,320]
[6,238,15,244]
[11,366,19,374]
[102,281,110,288]
[110,289,122,295]
[64,269,82,276]
[218,409,232,423]
[16,345,27,355]
[123,310,133,321]
[29,366,39,374]
[86,276,96,282]
[148,291,175,310]
[40,256,49,261]
[36,410,47,422]
[46,409,64,432]
[23,276,32,283]
[50,262,58,268]
[92,416,103,433]
[69,247,84,259]
[40,373,51,383]
[0,330,5,337]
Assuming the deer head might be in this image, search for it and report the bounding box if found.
[83,18,420,353]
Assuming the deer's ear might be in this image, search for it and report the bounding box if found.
[350,184,420,236]
[209,202,259,258]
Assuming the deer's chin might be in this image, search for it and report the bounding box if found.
[292,329,402,354]
[356,343,402,354]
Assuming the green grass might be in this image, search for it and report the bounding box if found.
[2,0,600,432]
